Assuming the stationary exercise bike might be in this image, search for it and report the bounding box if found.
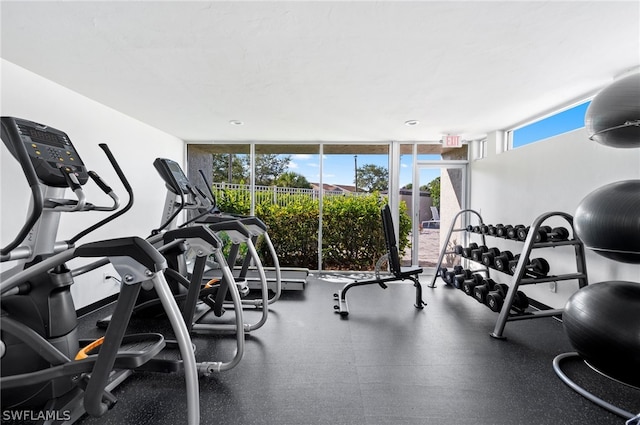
[0,117,199,424]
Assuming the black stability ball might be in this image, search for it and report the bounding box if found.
[585,72,640,148]
[574,179,640,263]
[563,281,640,387]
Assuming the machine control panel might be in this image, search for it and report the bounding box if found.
[153,157,193,195]
[1,117,89,187]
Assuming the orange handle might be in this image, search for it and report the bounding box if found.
[204,278,220,289]
[75,336,105,360]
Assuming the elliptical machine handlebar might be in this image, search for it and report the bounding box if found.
[67,143,134,245]
[1,117,136,256]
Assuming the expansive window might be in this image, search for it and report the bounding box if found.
[509,101,591,148]
[187,142,461,271]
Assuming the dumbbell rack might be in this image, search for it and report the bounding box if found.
[428,208,489,288]
[431,209,589,339]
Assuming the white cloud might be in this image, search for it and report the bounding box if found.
[307,163,319,168]
[293,154,312,160]
[401,163,408,168]
[289,161,299,169]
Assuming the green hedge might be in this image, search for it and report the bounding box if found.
[214,188,410,270]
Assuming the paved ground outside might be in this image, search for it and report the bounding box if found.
[402,228,461,268]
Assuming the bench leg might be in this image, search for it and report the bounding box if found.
[334,277,425,317]
[411,276,426,309]
[333,281,359,317]
[333,279,388,317]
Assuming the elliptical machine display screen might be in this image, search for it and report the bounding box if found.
[1,116,88,187]
[153,157,193,195]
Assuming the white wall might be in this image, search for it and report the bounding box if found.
[469,128,640,307]
[0,59,185,308]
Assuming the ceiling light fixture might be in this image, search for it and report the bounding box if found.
[229,120,244,126]
[404,120,420,126]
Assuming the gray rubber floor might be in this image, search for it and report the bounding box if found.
[72,273,638,425]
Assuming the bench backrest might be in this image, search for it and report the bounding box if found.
[381,204,402,276]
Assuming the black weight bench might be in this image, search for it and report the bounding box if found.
[333,204,426,317]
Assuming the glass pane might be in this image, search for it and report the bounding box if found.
[187,144,250,185]
[416,164,465,269]
[252,144,321,271]
[414,168,442,267]
[322,145,389,270]
[399,144,415,267]
[187,144,320,270]
[399,143,442,267]
[512,101,591,148]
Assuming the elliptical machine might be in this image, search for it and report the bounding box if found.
[151,157,283,333]
[92,156,249,372]
[0,117,199,424]
[190,167,283,305]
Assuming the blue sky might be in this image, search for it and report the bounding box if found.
[287,153,440,188]
[512,101,590,147]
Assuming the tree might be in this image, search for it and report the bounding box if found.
[427,176,441,207]
[402,183,429,191]
[356,164,388,193]
[274,171,312,188]
[210,153,248,184]
[255,154,291,186]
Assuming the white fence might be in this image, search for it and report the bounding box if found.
[211,182,348,206]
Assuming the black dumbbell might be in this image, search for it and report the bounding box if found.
[516,226,530,241]
[466,225,482,233]
[486,283,510,312]
[496,225,512,238]
[449,265,465,281]
[461,243,479,258]
[509,257,550,276]
[440,265,464,285]
[507,225,525,240]
[453,245,464,255]
[512,290,530,311]
[507,255,522,275]
[471,245,488,262]
[486,283,529,313]
[488,287,530,313]
[438,266,448,282]
[473,278,498,304]
[535,226,570,242]
[488,224,503,236]
[493,250,514,272]
[481,247,501,267]
[479,224,490,234]
[452,269,474,289]
[461,273,485,296]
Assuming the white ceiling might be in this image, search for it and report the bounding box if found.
[1,1,639,143]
